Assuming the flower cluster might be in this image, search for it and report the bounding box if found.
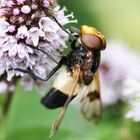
[99,40,140,106]
[122,78,140,121]
[0,0,77,93]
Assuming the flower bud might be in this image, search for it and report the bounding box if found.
[21,5,31,14]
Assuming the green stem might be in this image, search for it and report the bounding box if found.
[2,91,14,116]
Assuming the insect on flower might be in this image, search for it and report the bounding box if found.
[10,17,106,136]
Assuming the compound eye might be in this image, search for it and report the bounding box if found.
[81,34,106,51]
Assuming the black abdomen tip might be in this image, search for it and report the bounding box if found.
[41,88,70,109]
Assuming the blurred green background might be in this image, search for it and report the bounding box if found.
[0,0,140,140]
[62,0,140,51]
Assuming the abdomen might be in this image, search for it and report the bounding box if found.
[41,67,79,109]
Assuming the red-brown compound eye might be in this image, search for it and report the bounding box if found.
[81,34,104,51]
[80,25,106,51]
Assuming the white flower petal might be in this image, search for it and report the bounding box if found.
[39,17,59,31]
[0,81,7,93]
[32,36,39,46]
[27,27,43,46]
[0,61,5,75]
[7,70,14,81]
[34,65,46,78]
[8,46,18,57]
[17,43,26,59]
[0,18,9,36]
[17,25,28,39]
[25,46,33,54]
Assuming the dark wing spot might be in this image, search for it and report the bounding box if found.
[87,91,100,101]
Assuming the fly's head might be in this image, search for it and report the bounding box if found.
[80,25,106,51]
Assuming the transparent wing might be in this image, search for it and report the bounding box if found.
[80,71,102,123]
[50,66,81,137]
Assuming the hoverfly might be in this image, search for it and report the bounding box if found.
[11,17,106,137]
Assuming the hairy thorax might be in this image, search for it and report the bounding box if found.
[68,46,96,86]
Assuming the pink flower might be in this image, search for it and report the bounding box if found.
[7,1,15,7]
[8,25,16,32]
[43,0,50,8]
[100,39,140,106]
[16,0,25,5]
[21,5,31,14]
[0,0,76,93]
[54,6,77,25]
[13,8,20,15]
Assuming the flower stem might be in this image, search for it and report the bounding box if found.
[2,91,14,116]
